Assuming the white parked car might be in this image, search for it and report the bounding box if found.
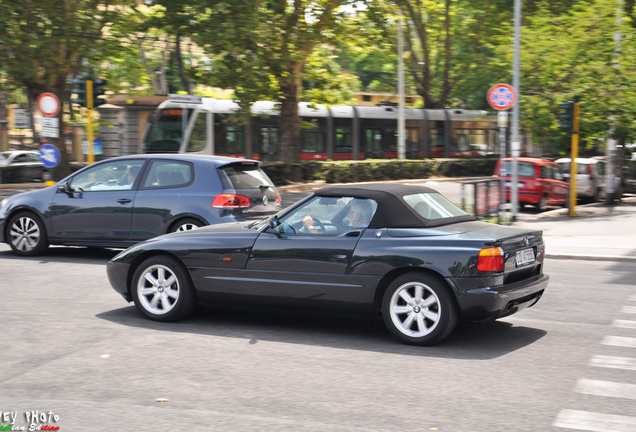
[555,157,622,202]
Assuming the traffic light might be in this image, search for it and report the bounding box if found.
[558,102,574,133]
[71,77,87,107]
[92,78,107,108]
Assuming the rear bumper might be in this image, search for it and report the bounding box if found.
[448,273,549,321]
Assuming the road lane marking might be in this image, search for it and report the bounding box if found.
[553,409,636,431]
[602,336,636,348]
[575,379,636,400]
[589,355,636,371]
[613,320,636,329]
[620,306,636,314]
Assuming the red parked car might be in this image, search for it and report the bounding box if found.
[493,157,569,211]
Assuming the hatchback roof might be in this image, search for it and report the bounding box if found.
[108,153,261,166]
[500,157,555,164]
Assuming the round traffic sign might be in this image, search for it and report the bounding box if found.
[39,144,61,168]
[36,93,61,117]
[487,84,516,111]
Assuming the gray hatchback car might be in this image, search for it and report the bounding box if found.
[0,154,280,256]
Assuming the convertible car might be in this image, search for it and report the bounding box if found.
[107,184,549,346]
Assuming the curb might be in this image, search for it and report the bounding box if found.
[546,253,636,263]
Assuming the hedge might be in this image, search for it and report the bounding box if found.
[261,158,499,186]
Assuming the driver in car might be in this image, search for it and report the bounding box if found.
[302,199,373,234]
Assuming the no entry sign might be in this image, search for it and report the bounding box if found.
[36,93,61,117]
[487,84,516,111]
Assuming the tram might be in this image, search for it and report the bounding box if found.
[140,94,505,161]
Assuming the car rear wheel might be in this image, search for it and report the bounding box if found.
[535,195,547,212]
[171,218,203,233]
[131,255,197,322]
[7,212,49,256]
[382,273,458,346]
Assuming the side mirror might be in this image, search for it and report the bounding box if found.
[58,182,72,196]
[269,215,280,229]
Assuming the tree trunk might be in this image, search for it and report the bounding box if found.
[278,77,302,165]
[175,35,192,95]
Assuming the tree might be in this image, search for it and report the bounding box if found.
[151,0,357,164]
[0,0,129,179]
[516,0,636,153]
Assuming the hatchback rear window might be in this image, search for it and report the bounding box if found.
[218,164,276,190]
[500,161,536,178]
[557,163,589,175]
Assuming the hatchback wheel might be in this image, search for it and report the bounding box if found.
[7,212,48,256]
[382,273,458,346]
[171,218,203,233]
[131,255,197,322]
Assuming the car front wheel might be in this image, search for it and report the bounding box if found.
[7,212,49,256]
[131,255,197,322]
[382,273,458,346]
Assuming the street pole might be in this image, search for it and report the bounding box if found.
[397,10,406,160]
[569,97,580,217]
[498,111,508,221]
[511,0,522,222]
[606,0,623,205]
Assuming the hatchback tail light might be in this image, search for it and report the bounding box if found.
[275,193,281,206]
[212,193,251,208]
[477,247,504,272]
[587,164,594,181]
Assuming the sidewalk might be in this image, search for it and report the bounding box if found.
[514,197,636,263]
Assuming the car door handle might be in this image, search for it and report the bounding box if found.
[117,198,132,204]
[345,231,361,237]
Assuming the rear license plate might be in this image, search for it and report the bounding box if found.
[505,182,525,188]
[516,248,535,267]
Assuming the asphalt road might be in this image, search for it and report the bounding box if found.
[1,242,636,432]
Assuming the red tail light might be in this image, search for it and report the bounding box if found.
[587,164,594,181]
[212,194,251,208]
[275,193,281,206]
[477,247,504,272]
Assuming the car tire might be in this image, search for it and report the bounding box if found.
[535,195,547,212]
[7,211,49,256]
[131,255,197,322]
[170,218,203,233]
[590,187,598,203]
[381,273,458,346]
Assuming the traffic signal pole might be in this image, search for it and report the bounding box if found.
[569,97,580,217]
[86,79,94,165]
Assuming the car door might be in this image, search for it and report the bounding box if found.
[239,196,378,312]
[48,159,146,243]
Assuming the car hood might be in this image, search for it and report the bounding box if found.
[0,185,57,214]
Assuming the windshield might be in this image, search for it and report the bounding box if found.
[557,162,589,175]
[403,193,469,220]
[142,108,193,153]
[0,152,9,162]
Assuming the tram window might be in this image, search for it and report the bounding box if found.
[186,113,207,152]
[143,108,193,153]
[302,132,324,153]
[215,123,245,155]
[260,127,279,161]
[334,127,351,152]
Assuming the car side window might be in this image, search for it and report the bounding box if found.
[596,162,605,176]
[277,196,377,235]
[540,165,550,179]
[70,160,145,191]
[12,154,29,163]
[552,165,564,181]
[28,153,41,163]
[142,160,193,188]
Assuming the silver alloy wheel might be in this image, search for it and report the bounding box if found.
[137,264,181,315]
[9,216,41,252]
[176,223,199,232]
[389,281,441,337]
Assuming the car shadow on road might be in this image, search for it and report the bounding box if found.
[97,303,546,360]
[0,246,120,265]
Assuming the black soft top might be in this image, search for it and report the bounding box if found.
[314,183,475,228]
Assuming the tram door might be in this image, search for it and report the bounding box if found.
[259,126,279,162]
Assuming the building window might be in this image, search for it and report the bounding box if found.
[363,95,371,102]
[406,97,413,104]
